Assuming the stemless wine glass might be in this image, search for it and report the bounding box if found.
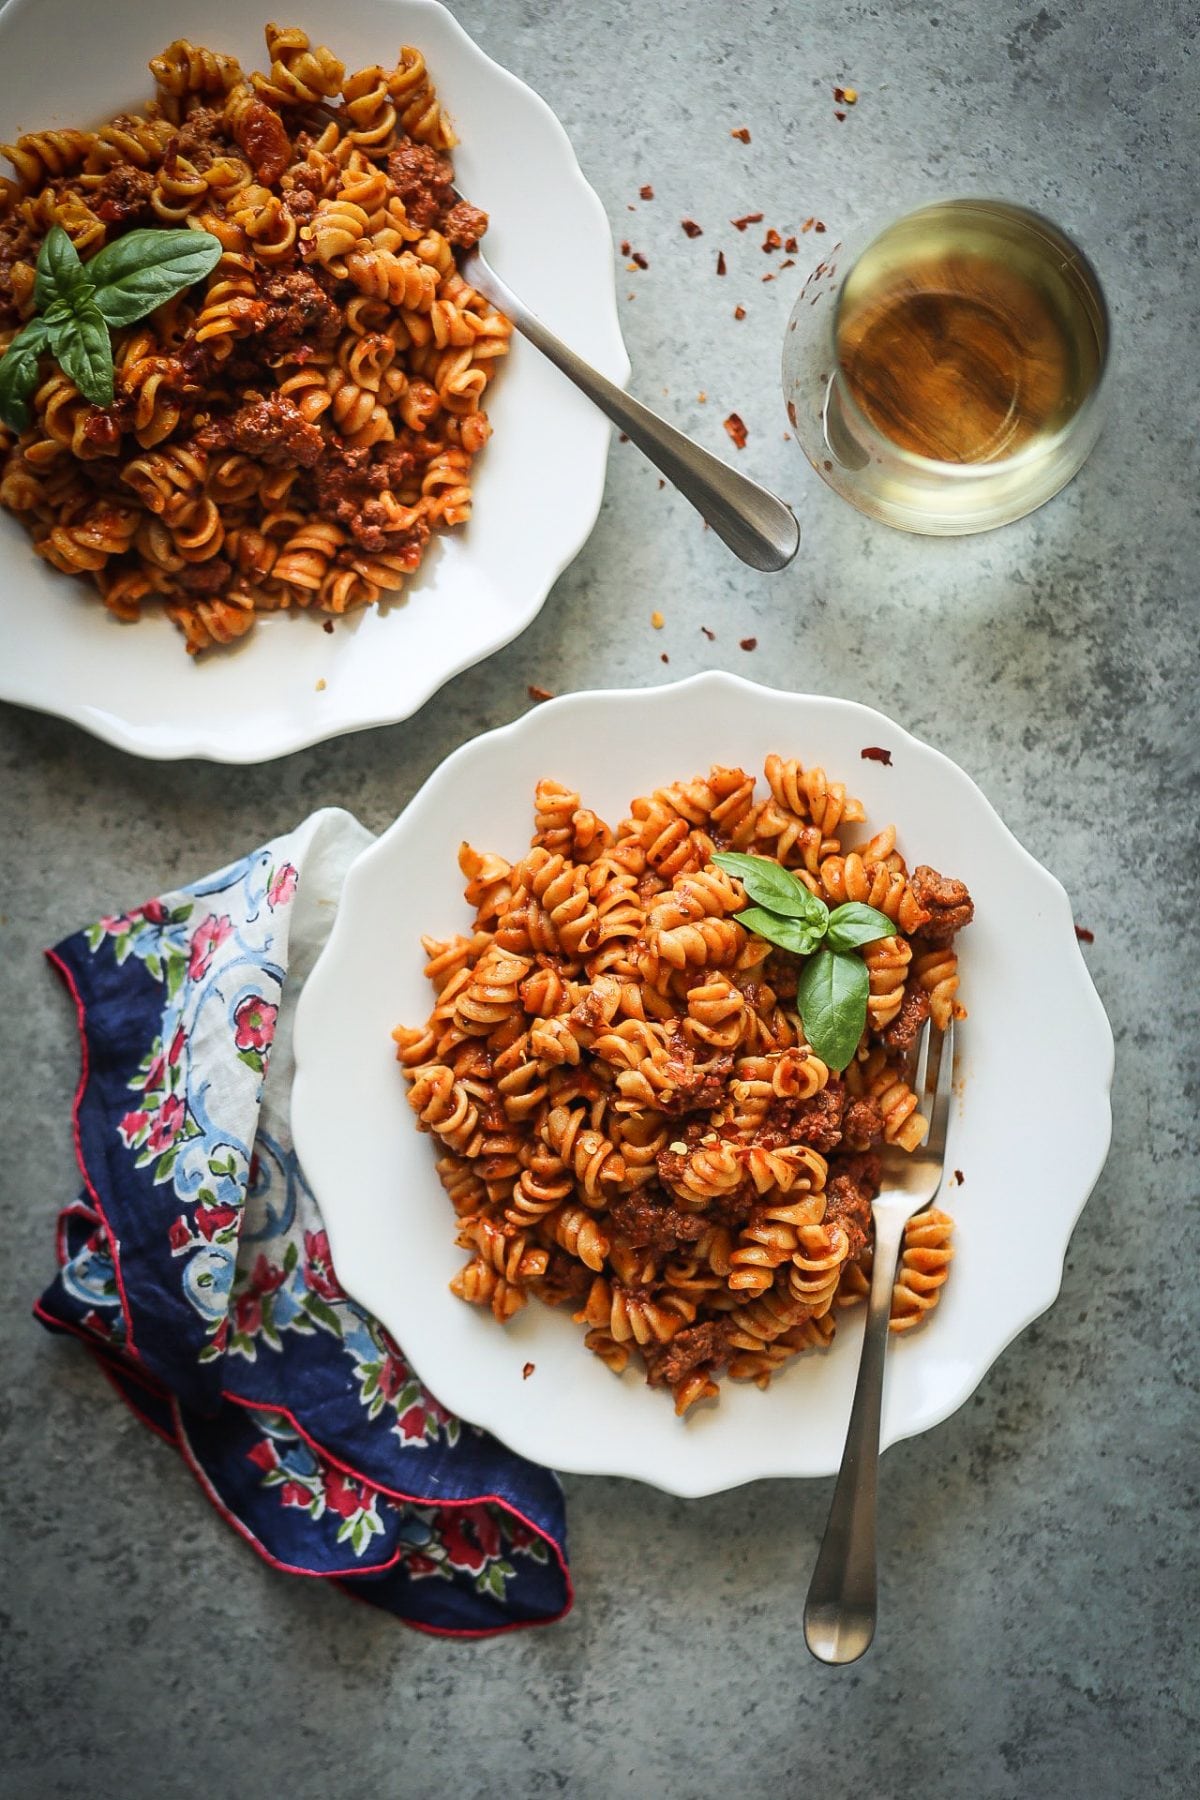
[781,198,1110,535]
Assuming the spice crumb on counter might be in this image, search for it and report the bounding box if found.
[1075,924,1095,944]
[733,304,746,319]
[731,125,751,143]
[861,745,893,766]
[322,620,334,634]
[700,626,715,640]
[762,227,782,252]
[527,684,555,703]
[785,234,799,252]
[620,238,631,255]
[952,1169,964,1186]
[682,218,703,237]
[697,391,707,403]
[739,636,757,651]
[657,478,665,489]
[632,250,649,269]
[732,212,763,231]
[660,652,670,663]
[315,678,326,691]
[651,610,665,629]
[522,1362,535,1380]
[724,412,748,449]
[833,85,858,104]
[639,183,655,199]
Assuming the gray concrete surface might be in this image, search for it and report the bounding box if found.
[2,1,1197,1795]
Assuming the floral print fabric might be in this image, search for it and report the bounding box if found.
[35,809,570,1635]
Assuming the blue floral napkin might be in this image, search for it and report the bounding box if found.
[35,808,570,1635]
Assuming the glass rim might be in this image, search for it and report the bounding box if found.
[823,196,1112,482]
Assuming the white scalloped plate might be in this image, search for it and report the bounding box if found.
[292,675,1114,1495]
[0,0,628,762]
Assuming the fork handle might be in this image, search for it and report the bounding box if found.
[803,1211,907,1665]
[460,251,800,572]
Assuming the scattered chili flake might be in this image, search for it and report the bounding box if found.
[618,432,629,442]
[723,412,748,449]
[627,203,636,211]
[732,212,764,231]
[784,235,798,253]
[802,217,815,232]
[621,238,631,256]
[1074,924,1095,944]
[782,430,791,440]
[716,250,727,275]
[681,218,703,238]
[739,636,758,651]
[657,478,665,489]
[952,1169,964,1187]
[860,745,893,766]
[527,684,555,703]
[651,610,665,629]
[322,619,334,634]
[315,678,326,691]
[762,227,782,252]
[731,126,752,143]
[815,220,827,233]
[733,304,746,320]
[780,258,795,269]
[522,1362,535,1379]
[834,110,847,121]
[700,626,716,640]
[660,652,670,663]
[631,250,649,269]
[639,183,655,200]
[697,391,707,403]
[786,400,798,427]
[833,85,858,104]
[761,272,775,282]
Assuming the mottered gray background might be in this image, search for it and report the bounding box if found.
[1,0,1197,1795]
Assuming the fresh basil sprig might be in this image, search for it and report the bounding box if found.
[0,224,223,429]
[713,850,896,1070]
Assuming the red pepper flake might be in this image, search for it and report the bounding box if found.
[657,478,665,489]
[1074,924,1095,944]
[834,110,847,121]
[620,238,631,256]
[860,745,893,766]
[802,217,815,232]
[833,85,859,105]
[814,220,827,233]
[639,183,654,200]
[618,432,629,443]
[631,250,649,269]
[700,626,716,640]
[762,227,782,252]
[734,304,746,320]
[780,258,795,269]
[322,620,334,634]
[660,652,670,663]
[952,1169,964,1187]
[681,218,703,238]
[522,1361,536,1379]
[786,400,798,427]
[716,250,727,275]
[761,272,775,282]
[627,203,636,211]
[732,212,764,231]
[784,235,798,253]
[723,412,748,449]
[527,684,555,703]
[782,430,791,440]
[739,636,758,651]
[730,126,752,143]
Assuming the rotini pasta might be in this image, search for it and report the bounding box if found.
[394,756,975,1414]
[0,24,509,652]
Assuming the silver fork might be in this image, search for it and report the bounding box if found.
[456,229,801,572]
[803,1018,955,1665]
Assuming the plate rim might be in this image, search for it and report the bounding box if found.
[292,672,1116,1494]
[0,0,631,763]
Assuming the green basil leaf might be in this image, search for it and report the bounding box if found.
[795,946,869,1071]
[0,319,50,431]
[54,304,114,407]
[825,902,897,952]
[34,225,89,311]
[735,905,827,958]
[87,227,224,328]
[712,850,829,926]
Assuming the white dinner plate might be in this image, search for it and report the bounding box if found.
[291,674,1114,1495]
[0,0,628,762]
